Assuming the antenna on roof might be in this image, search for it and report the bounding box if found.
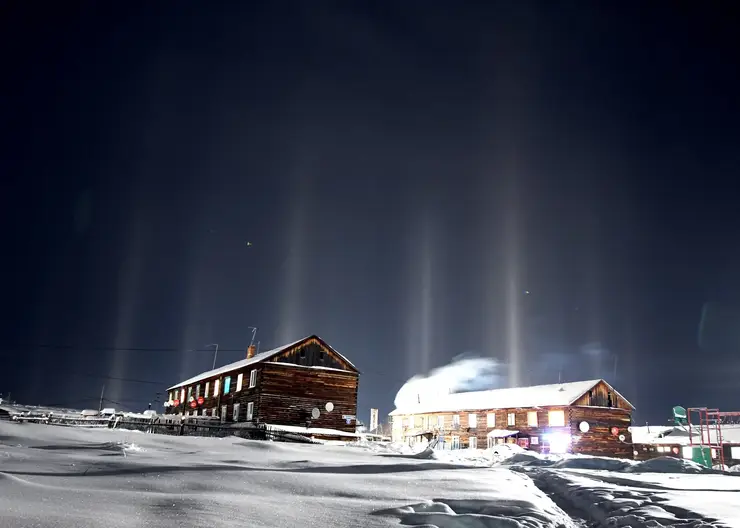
[248,327,258,348]
[256,341,261,353]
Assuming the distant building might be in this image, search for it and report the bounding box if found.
[389,379,634,458]
[165,335,360,435]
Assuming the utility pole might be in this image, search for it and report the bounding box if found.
[98,385,105,412]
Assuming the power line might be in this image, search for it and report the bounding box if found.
[1,344,249,353]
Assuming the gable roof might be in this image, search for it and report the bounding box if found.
[167,335,358,391]
[389,378,634,415]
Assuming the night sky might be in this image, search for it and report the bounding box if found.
[2,2,739,426]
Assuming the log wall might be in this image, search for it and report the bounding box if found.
[258,362,359,433]
[568,406,633,458]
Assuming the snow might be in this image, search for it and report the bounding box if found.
[2,421,738,527]
[167,334,357,391]
[631,424,740,445]
[264,423,361,438]
[391,378,632,415]
[0,421,577,528]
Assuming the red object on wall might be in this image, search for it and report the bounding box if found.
[610,427,619,436]
[173,400,180,406]
[189,401,197,409]
[672,447,679,455]
[197,397,204,405]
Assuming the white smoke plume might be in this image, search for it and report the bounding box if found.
[393,355,505,409]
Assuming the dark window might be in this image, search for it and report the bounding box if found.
[607,391,613,407]
[300,348,306,358]
[319,351,325,361]
[588,390,594,406]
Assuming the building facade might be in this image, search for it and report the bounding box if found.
[390,379,634,458]
[165,335,360,433]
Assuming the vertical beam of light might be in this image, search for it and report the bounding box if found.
[503,153,523,388]
[406,211,435,377]
[276,145,315,346]
[178,259,204,382]
[108,214,145,406]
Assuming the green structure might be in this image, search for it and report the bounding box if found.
[672,406,688,426]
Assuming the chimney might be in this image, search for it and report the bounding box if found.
[247,345,256,359]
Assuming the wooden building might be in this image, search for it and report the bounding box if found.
[390,379,634,458]
[632,424,740,468]
[165,335,360,435]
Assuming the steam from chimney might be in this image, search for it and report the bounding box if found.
[247,345,257,359]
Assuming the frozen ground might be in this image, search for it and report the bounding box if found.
[1,422,738,528]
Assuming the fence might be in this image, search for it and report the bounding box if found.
[113,416,321,444]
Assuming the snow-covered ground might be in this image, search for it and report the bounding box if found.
[1,422,738,527]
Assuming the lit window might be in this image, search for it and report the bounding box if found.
[180,389,185,402]
[246,402,254,421]
[437,415,444,427]
[682,446,693,459]
[451,436,460,450]
[195,385,200,398]
[487,413,496,427]
[469,413,477,428]
[530,436,539,445]
[213,379,220,397]
[187,387,193,400]
[236,373,243,392]
[469,436,477,449]
[527,411,538,427]
[548,410,565,427]
[221,405,227,423]
[223,376,231,394]
[212,408,218,417]
[249,369,257,388]
[233,403,241,422]
[730,446,740,460]
[205,382,210,398]
[507,413,515,426]
[452,415,460,427]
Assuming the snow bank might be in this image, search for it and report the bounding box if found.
[0,422,575,528]
[625,456,717,474]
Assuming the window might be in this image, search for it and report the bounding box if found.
[451,436,460,450]
[319,351,325,361]
[530,436,539,445]
[682,446,693,459]
[180,389,185,402]
[300,348,306,358]
[527,411,538,427]
[607,391,613,407]
[233,403,241,422]
[211,408,218,417]
[196,385,201,398]
[548,410,565,427]
[236,373,243,392]
[221,405,227,423]
[588,390,594,406]
[507,413,515,426]
[187,387,193,400]
[205,382,210,398]
[452,414,460,428]
[249,369,257,388]
[469,436,477,449]
[213,379,220,397]
[730,446,740,460]
[223,376,231,394]
[468,413,477,428]
[409,415,415,428]
[246,402,254,421]
[437,415,444,428]
[487,413,496,427]
[487,437,496,448]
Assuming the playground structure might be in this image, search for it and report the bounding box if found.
[684,407,740,468]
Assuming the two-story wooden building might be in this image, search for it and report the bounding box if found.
[389,379,634,458]
[165,335,360,434]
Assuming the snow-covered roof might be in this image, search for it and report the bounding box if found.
[632,424,740,445]
[167,335,357,391]
[389,379,629,415]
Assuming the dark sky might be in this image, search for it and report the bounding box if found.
[2,1,739,426]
